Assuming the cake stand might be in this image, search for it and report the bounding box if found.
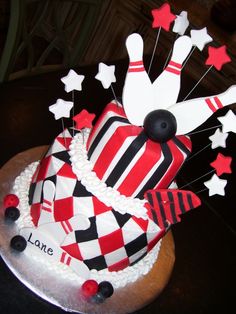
[0,147,175,314]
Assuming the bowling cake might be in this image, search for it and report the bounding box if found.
[1,2,235,310]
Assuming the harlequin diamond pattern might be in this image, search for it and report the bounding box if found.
[29,128,161,271]
[62,213,149,270]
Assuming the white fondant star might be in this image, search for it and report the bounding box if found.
[204,174,227,196]
[49,99,73,120]
[61,69,85,93]
[190,27,213,51]
[209,128,228,149]
[217,109,236,134]
[95,62,116,89]
[172,11,189,35]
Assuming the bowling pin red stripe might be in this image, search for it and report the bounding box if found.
[205,96,223,112]
[60,251,66,263]
[128,67,145,72]
[65,220,73,233]
[130,61,143,66]
[169,61,182,69]
[128,60,145,72]
[60,221,72,234]
[44,199,51,206]
[60,252,72,265]
[165,67,181,75]
[41,206,51,213]
[165,60,182,75]
[42,201,52,213]
[205,98,216,112]
[66,256,71,265]
[214,96,223,109]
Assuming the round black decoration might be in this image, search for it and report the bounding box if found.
[90,292,106,304]
[143,109,177,143]
[98,281,114,298]
[4,206,20,221]
[10,235,27,252]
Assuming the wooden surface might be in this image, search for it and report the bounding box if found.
[0,147,175,313]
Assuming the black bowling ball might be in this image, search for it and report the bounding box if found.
[143,109,177,143]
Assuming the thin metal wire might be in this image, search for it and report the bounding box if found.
[182,46,196,69]
[187,124,221,136]
[61,118,67,147]
[162,47,173,70]
[147,27,161,75]
[186,143,212,161]
[183,65,213,101]
[195,187,208,194]
[162,33,179,70]
[110,84,119,107]
[179,169,215,189]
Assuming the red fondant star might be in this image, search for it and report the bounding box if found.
[205,45,231,70]
[151,3,176,31]
[73,109,96,130]
[210,153,232,176]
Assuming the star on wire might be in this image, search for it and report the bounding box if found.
[49,99,73,120]
[61,69,85,93]
[205,45,231,70]
[209,128,228,149]
[204,173,227,196]
[95,63,116,89]
[151,3,176,31]
[217,109,236,133]
[173,11,189,35]
[190,27,213,51]
[73,109,96,129]
[210,153,232,176]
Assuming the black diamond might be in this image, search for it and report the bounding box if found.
[112,209,131,228]
[73,181,92,197]
[52,151,71,165]
[75,216,98,242]
[125,233,147,257]
[83,255,107,271]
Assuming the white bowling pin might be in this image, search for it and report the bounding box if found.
[38,214,90,245]
[123,33,155,126]
[153,35,192,109]
[20,227,90,279]
[38,180,56,226]
[168,85,236,135]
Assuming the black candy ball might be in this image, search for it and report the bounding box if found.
[90,292,106,304]
[5,206,20,221]
[143,109,177,143]
[10,235,27,252]
[98,281,114,298]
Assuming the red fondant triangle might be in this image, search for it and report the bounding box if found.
[57,163,77,179]
[57,137,72,150]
